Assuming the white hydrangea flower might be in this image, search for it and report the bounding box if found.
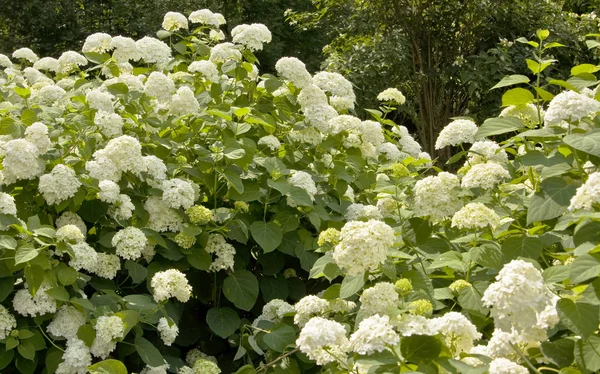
[162,178,195,210]
[312,71,356,110]
[205,233,236,272]
[482,260,559,341]
[56,224,84,243]
[86,89,114,113]
[328,115,362,135]
[158,317,179,346]
[144,71,176,103]
[55,338,92,374]
[377,88,406,104]
[231,24,272,51]
[432,312,481,356]
[143,156,168,182]
[170,86,200,116]
[296,317,349,365]
[377,142,403,161]
[110,194,135,221]
[82,33,113,54]
[0,305,16,340]
[23,67,50,84]
[258,135,281,151]
[151,269,192,303]
[186,349,218,367]
[93,253,121,279]
[413,172,462,221]
[298,84,328,109]
[163,12,188,31]
[393,314,438,336]
[188,60,220,82]
[294,295,330,327]
[333,220,395,276]
[209,29,226,41]
[47,305,86,340]
[95,111,123,138]
[24,122,51,154]
[86,156,121,183]
[33,57,58,72]
[12,282,57,317]
[145,197,184,232]
[0,192,17,216]
[98,180,120,204]
[258,299,294,323]
[69,242,98,273]
[468,140,508,165]
[111,36,140,62]
[361,120,385,146]
[0,54,13,68]
[500,103,543,124]
[461,162,510,189]
[359,282,398,317]
[345,203,383,221]
[189,9,221,26]
[488,358,529,374]
[275,57,312,89]
[136,37,172,66]
[435,119,478,149]
[451,203,501,230]
[544,90,600,127]
[569,171,600,211]
[209,43,242,64]
[13,48,39,63]
[57,51,88,74]
[91,315,124,358]
[141,364,170,374]
[112,226,147,260]
[485,328,540,360]
[288,170,318,201]
[349,314,399,355]
[56,212,87,238]
[376,197,401,219]
[38,164,82,205]
[94,135,143,175]
[304,104,338,133]
[2,139,45,185]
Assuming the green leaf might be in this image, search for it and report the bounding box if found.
[260,276,289,302]
[288,187,313,206]
[14,86,31,99]
[526,58,555,75]
[223,270,259,311]
[340,273,365,299]
[475,117,525,139]
[235,365,257,374]
[491,75,530,90]
[250,221,282,253]
[0,277,13,302]
[457,282,489,315]
[15,245,39,265]
[88,359,128,374]
[134,336,164,368]
[502,88,535,106]
[541,339,575,368]
[470,244,503,269]
[45,287,70,302]
[124,261,147,284]
[572,64,600,76]
[77,324,96,347]
[564,131,600,158]
[187,248,212,271]
[0,235,17,249]
[527,177,577,224]
[206,307,240,338]
[223,167,244,193]
[557,299,599,338]
[575,335,600,371]
[570,254,600,284]
[501,236,543,262]
[263,324,296,352]
[537,30,550,40]
[400,335,442,363]
[0,346,13,370]
[17,340,35,360]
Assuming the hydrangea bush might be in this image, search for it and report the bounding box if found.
[0,10,599,374]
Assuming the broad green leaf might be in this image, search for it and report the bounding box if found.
[557,299,599,338]
[537,30,550,40]
[340,273,365,299]
[475,117,525,139]
[501,236,543,262]
[134,336,164,368]
[288,187,313,206]
[15,245,40,265]
[45,287,70,302]
[564,131,600,158]
[575,335,600,371]
[250,221,282,253]
[457,282,489,315]
[501,88,535,106]
[223,167,244,193]
[263,324,296,352]
[400,335,442,363]
[17,340,35,360]
[223,270,259,311]
[187,248,212,271]
[206,307,240,338]
[570,254,600,284]
[89,359,128,374]
[0,277,13,302]
[260,276,289,302]
[572,64,600,76]
[526,58,555,75]
[124,261,147,284]
[490,75,530,90]
[309,252,336,279]
[235,365,257,374]
[541,339,575,368]
[0,235,17,249]
[0,346,13,370]
[527,177,577,224]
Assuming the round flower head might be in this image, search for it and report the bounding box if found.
[91,315,124,359]
[377,88,406,104]
[435,119,478,149]
[461,162,510,190]
[111,36,140,62]
[112,226,148,260]
[38,164,82,206]
[162,178,196,210]
[488,358,529,374]
[413,172,462,221]
[288,170,318,201]
[205,233,236,272]
[163,12,188,31]
[189,9,221,26]
[432,312,481,357]
[349,314,399,355]
[13,282,57,317]
[296,317,349,365]
[258,299,295,323]
[333,220,395,275]
[144,71,176,103]
[13,48,39,63]
[93,253,121,279]
[258,135,281,151]
[231,23,272,51]
[82,33,113,54]
[0,54,13,68]
[86,89,114,113]
[359,282,399,317]
[55,338,92,374]
[145,197,184,232]
[569,171,600,211]
[98,180,120,203]
[24,122,51,154]
[33,57,58,72]
[157,317,179,346]
[2,139,45,185]
[304,104,339,133]
[209,43,242,64]
[47,305,85,340]
[136,37,172,66]
[544,90,600,127]
[56,212,87,238]
[56,224,84,243]
[170,86,200,116]
[298,84,328,109]
[500,103,543,124]
[0,192,17,216]
[275,57,312,89]
[95,111,123,138]
[312,71,356,110]
[294,295,330,327]
[151,269,192,302]
[0,305,16,340]
[345,203,383,221]
[188,60,220,82]
[451,203,501,230]
[57,51,88,74]
[69,242,98,273]
[468,140,508,165]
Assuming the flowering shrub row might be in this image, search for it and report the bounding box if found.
[0,9,599,374]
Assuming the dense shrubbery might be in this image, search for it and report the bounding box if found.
[1,8,600,374]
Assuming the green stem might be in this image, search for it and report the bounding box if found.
[37,325,64,352]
